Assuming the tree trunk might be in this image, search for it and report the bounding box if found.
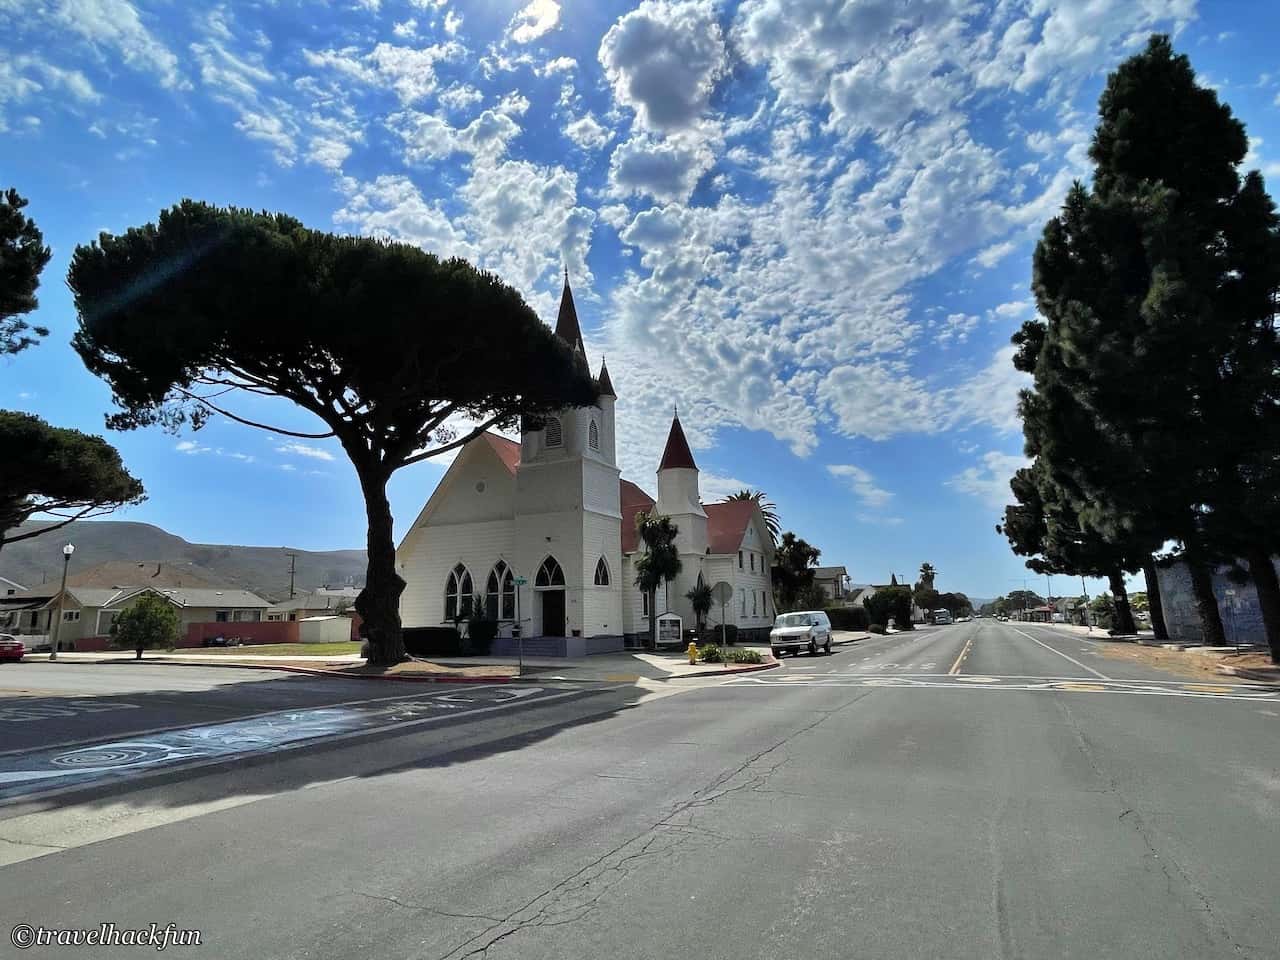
[1142,557,1169,640]
[355,468,407,665]
[1107,569,1137,635]
[1244,545,1280,664]
[647,588,657,649]
[135,646,143,660]
[1184,547,1227,646]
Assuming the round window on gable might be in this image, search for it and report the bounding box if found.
[545,417,563,447]
[475,480,486,493]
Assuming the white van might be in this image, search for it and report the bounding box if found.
[770,611,833,657]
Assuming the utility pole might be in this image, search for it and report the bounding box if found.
[286,552,297,600]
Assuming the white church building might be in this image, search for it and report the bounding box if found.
[396,277,776,656]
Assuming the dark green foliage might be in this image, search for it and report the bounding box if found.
[109,593,180,658]
[403,626,463,658]
[698,644,761,664]
[712,623,738,645]
[863,586,913,631]
[771,531,820,612]
[635,512,681,648]
[1014,35,1280,651]
[937,592,972,617]
[685,581,712,634]
[825,606,869,631]
[0,411,146,550]
[67,201,598,666]
[464,618,498,656]
[0,188,52,356]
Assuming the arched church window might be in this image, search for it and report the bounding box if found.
[445,563,472,620]
[594,557,610,586]
[486,561,516,620]
[589,419,600,451]
[536,556,565,587]
[545,417,562,447]
[696,572,705,590]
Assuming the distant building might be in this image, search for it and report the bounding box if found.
[0,584,270,650]
[812,566,849,603]
[0,575,24,596]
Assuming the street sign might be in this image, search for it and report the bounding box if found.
[711,582,733,605]
[514,576,528,586]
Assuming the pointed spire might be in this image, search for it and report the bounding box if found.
[555,269,585,354]
[597,357,616,397]
[658,410,697,471]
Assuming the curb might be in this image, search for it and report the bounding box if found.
[99,656,519,685]
[671,658,781,679]
[1217,665,1280,686]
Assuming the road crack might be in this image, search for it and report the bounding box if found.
[352,890,504,924]
[431,688,880,960]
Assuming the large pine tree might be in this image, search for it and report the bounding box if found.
[1025,35,1280,652]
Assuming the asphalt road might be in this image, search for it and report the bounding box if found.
[2,620,1278,959]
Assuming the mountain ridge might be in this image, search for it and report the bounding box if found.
[0,520,366,603]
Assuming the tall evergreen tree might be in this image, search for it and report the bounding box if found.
[0,188,52,356]
[1024,35,1280,649]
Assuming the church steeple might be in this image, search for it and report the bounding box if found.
[597,358,616,397]
[555,269,585,354]
[658,410,697,471]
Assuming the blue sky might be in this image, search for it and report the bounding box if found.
[3,0,1279,599]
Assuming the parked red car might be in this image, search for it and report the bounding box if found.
[0,634,25,662]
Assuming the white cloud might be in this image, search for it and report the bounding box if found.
[948,451,1031,508]
[565,113,613,151]
[608,134,715,201]
[827,464,894,509]
[54,0,183,88]
[599,0,726,132]
[508,0,560,44]
[275,442,336,461]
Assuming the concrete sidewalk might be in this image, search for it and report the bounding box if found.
[39,648,782,683]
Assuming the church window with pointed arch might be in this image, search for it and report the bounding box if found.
[445,563,472,620]
[545,417,562,447]
[594,557,610,586]
[536,556,565,587]
[486,561,516,620]
[589,419,600,451]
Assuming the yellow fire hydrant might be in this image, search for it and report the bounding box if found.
[687,641,699,664]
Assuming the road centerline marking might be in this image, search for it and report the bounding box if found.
[1012,626,1111,680]
[948,635,975,676]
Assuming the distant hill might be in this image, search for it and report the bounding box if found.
[0,521,366,602]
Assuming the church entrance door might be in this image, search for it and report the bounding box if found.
[541,590,566,637]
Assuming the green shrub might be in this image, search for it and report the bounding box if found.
[868,623,887,635]
[464,619,498,656]
[697,644,761,664]
[826,606,869,631]
[403,626,462,657]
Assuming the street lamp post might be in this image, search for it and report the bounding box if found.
[49,543,75,661]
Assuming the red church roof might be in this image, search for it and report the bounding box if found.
[705,499,757,555]
[658,414,697,471]
[620,480,656,553]
[482,433,522,474]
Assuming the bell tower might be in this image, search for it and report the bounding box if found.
[513,271,622,642]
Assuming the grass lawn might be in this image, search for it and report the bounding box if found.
[177,642,363,657]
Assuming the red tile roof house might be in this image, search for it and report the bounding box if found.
[395,276,776,656]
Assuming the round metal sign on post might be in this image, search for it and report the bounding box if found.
[711,582,733,647]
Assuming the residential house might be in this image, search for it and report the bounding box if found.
[813,566,849,603]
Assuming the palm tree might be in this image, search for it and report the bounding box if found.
[725,488,779,544]
[685,581,713,639]
[635,512,682,649]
